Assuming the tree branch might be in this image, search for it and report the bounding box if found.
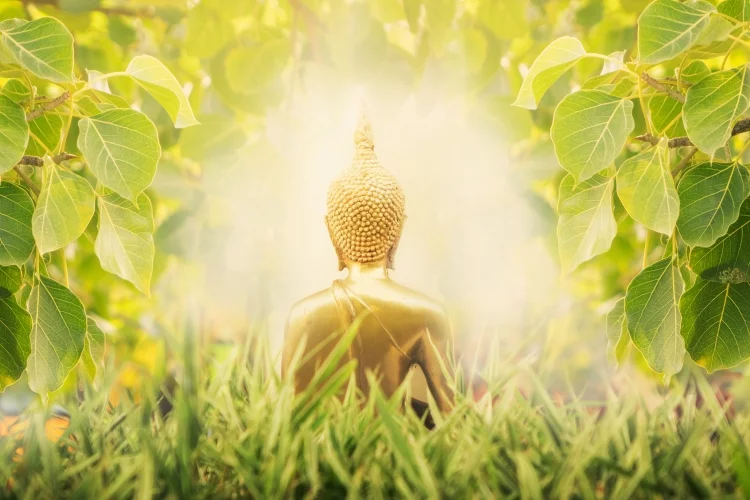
[641,72,686,103]
[636,118,750,148]
[17,153,76,167]
[26,91,70,121]
[13,166,40,196]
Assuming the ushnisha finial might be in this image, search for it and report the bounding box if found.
[353,113,375,151]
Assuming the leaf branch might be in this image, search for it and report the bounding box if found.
[641,72,685,103]
[17,153,76,167]
[13,166,40,196]
[26,91,70,121]
[635,118,750,148]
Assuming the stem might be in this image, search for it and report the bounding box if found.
[12,166,40,196]
[637,76,652,135]
[641,72,685,103]
[26,91,70,121]
[59,248,68,287]
[672,147,698,177]
[586,53,639,78]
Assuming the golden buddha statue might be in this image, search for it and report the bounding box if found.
[282,116,455,413]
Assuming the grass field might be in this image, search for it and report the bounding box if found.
[1,325,748,500]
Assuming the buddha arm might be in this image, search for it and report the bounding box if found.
[414,318,455,413]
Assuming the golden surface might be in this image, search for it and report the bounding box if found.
[282,117,454,412]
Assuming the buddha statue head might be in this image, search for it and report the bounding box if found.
[325,116,406,271]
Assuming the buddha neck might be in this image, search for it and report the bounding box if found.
[343,259,389,282]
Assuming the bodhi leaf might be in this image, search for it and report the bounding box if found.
[637,0,714,64]
[0,94,29,174]
[0,265,21,299]
[95,190,155,294]
[0,78,30,103]
[648,95,685,136]
[26,275,87,394]
[82,316,105,380]
[677,162,750,247]
[551,90,634,183]
[680,60,711,85]
[77,109,161,201]
[683,65,750,154]
[625,257,685,381]
[32,161,96,255]
[0,297,31,391]
[681,278,750,372]
[557,173,617,274]
[689,200,750,283]
[606,297,630,367]
[512,37,586,110]
[27,114,65,156]
[718,0,750,22]
[0,183,35,267]
[582,72,637,98]
[126,55,199,129]
[0,17,74,83]
[616,142,679,234]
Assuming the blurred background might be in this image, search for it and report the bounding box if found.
[2,0,728,405]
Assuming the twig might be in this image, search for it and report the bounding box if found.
[26,91,70,121]
[636,118,750,148]
[671,147,698,176]
[17,153,76,167]
[13,166,40,196]
[641,72,685,103]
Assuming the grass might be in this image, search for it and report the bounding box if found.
[0,323,749,499]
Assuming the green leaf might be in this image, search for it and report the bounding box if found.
[648,95,685,136]
[512,37,586,110]
[77,109,161,201]
[0,17,74,83]
[404,0,421,33]
[681,60,711,85]
[95,190,154,294]
[677,162,750,247]
[0,265,21,298]
[0,78,30,103]
[32,162,96,254]
[478,0,528,40]
[616,142,679,234]
[0,94,29,174]
[26,275,86,394]
[582,71,636,95]
[683,65,750,154]
[180,114,246,161]
[606,297,630,367]
[680,278,750,372]
[637,0,714,64]
[126,55,198,129]
[0,297,31,391]
[59,0,101,13]
[689,200,750,283]
[26,114,64,156]
[718,0,750,22]
[81,316,105,380]
[225,39,291,95]
[551,90,634,183]
[625,257,685,380]
[0,182,35,266]
[557,173,617,274]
